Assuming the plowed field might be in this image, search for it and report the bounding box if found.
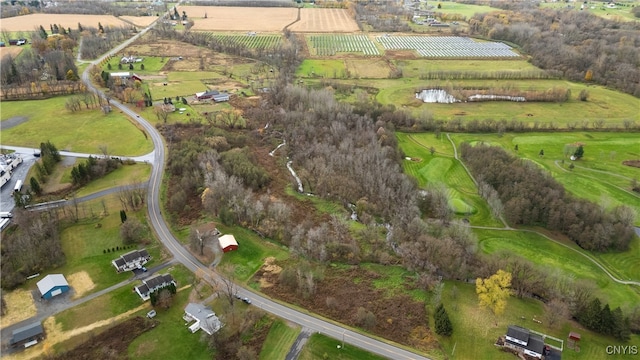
[289,8,359,32]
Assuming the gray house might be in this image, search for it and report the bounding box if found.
[10,322,44,349]
[184,303,222,335]
[504,325,545,359]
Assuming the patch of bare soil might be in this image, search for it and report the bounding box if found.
[623,160,640,168]
[255,264,441,352]
[0,289,36,329]
[67,271,96,300]
[384,50,419,60]
[47,316,157,360]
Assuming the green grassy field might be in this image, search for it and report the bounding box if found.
[298,333,389,360]
[395,59,542,78]
[0,96,153,155]
[63,163,151,197]
[540,1,640,21]
[477,229,640,310]
[438,280,640,360]
[259,320,300,360]
[296,59,346,78]
[396,132,503,227]
[433,2,499,19]
[104,56,168,73]
[450,132,640,225]
[54,204,165,296]
[216,224,289,282]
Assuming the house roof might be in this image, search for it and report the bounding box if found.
[11,322,43,344]
[113,258,126,268]
[527,333,545,355]
[136,284,150,295]
[144,274,174,289]
[506,325,530,343]
[36,274,68,295]
[185,303,221,335]
[110,72,132,78]
[121,249,148,263]
[195,90,220,97]
[219,234,238,249]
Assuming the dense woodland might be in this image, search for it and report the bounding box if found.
[461,143,635,251]
[469,8,640,96]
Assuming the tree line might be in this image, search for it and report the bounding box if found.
[461,143,635,251]
[416,69,562,81]
[468,7,640,97]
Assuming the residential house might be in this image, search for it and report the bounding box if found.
[504,325,545,359]
[218,234,238,253]
[134,273,176,301]
[37,274,70,299]
[184,303,222,335]
[10,322,44,349]
[112,249,151,272]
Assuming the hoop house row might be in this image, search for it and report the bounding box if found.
[376,36,519,58]
[208,34,282,49]
[309,35,380,56]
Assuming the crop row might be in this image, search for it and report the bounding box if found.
[207,34,282,49]
[376,36,519,58]
[309,35,380,56]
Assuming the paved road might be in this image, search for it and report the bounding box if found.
[74,9,433,360]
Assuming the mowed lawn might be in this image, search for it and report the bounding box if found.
[395,59,542,78]
[298,333,389,360]
[477,229,640,310]
[396,132,503,227]
[296,59,346,78]
[69,163,151,198]
[434,2,500,18]
[438,281,640,360]
[451,132,640,224]
[259,320,300,360]
[0,97,152,156]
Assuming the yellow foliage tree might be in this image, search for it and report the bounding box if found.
[585,69,593,82]
[476,269,512,319]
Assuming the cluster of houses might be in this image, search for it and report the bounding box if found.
[9,232,240,351]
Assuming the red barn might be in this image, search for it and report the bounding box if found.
[218,234,238,253]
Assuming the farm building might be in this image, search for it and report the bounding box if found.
[112,249,151,272]
[184,303,222,335]
[134,273,176,301]
[110,72,143,82]
[195,89,230,102]
[218,234,238,253]
[37,274,70,299]
[10,322,44,349]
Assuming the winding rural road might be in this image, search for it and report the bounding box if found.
[75,10,432,360]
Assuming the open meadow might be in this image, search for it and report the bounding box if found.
[0,96,153,156]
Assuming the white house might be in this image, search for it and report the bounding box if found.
[134,274,176,301]
[112,249,151,272]
[184,303,222,335]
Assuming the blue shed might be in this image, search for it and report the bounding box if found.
[37,274,70,299]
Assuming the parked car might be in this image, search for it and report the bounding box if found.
[242,297,252,304]
[147,310,156,318]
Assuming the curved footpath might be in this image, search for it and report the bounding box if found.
[78,11,432,360]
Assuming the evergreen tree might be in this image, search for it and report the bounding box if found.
[78,22,83,32]
[574,145,584,159]
[30,177,42,195]
[434,303,453,336]
[39,25,47,39]
[120,210,127,223]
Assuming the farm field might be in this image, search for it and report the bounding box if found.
[184,6,298,31]
[376,36,519,58]
[0,96,153,156]
[0,46,23,58]
[119,15,159,27]
[308,34,380,56]
[0,13,129,32]
[288,8,360,32]
[450,132,640,224]
[540,1,640,21]
[431,2,499,19]
[206,33,282,49]
[395,59,543,77]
